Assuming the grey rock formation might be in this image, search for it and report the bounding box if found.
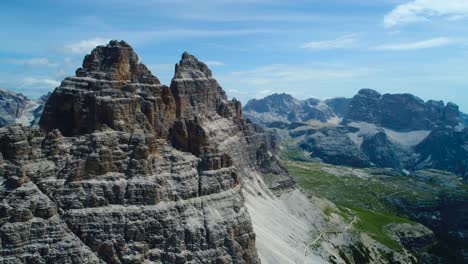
[415,127,468,177]
[299,127,371,167]
[243,93,337,126]
[361,132,415,170]
[0,89,28,127]
[1,40,287,263]
[245,90,467,176]
[324,97,351,118]
[0,89,48,128]
[345,88,383,125]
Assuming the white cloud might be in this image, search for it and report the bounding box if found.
[4,58,57,67]
[384,0,468,27]
[374,37,453,50]
[148,64,173,72]
[22,77,60,87]
[301,35,357,50]
[205,61,224,66]
[63,38,110,54]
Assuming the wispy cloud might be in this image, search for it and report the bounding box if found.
[373,37,453,51]
[2,58,57,67]
[205,61,224,66]
[148,64,173,72]
[22,77,60,87]
[63,37,110,54]
[384,0,468,27]
[218,63,373,103]
[220,64,372,87]
[301,34,357,50]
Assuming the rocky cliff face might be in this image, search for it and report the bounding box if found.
[1,40,290,263]
[415,127,468,178]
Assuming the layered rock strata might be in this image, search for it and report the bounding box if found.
[1,40,287,263]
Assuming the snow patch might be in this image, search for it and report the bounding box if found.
[347,122,430,147]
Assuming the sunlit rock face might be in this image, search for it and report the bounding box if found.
[1,40,287,263]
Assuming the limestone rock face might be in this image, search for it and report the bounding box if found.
[0,40,282,263]
[40,41,176,137]
[170,52,231,119]
[76,40,160,84]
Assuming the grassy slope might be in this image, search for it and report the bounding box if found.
[279,141,467,252]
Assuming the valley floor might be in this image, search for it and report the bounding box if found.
[277,141,468,263]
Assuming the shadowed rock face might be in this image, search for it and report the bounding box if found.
[1,40,286,264]
[462,113,468,126]
[361,132,415,170]
[415,127,468,177]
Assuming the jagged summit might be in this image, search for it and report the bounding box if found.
[40,40,177,136]
[40,40,231,136]
[75,40,160,84]
[2,39,290,263]
[174,51,212,79]
[170,51,229,118]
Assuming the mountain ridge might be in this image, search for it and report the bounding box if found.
[244,89,467,177]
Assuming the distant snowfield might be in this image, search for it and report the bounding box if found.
[347,122,431,147]
[244,173,327,264]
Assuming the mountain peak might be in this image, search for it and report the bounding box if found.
[357,88,381,99]
[75,40,160,84]
[174,52,212,79]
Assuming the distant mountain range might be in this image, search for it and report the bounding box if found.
[244,89,468,177]
[0,89,49,127]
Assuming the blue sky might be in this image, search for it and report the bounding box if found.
[1,0,468,111]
